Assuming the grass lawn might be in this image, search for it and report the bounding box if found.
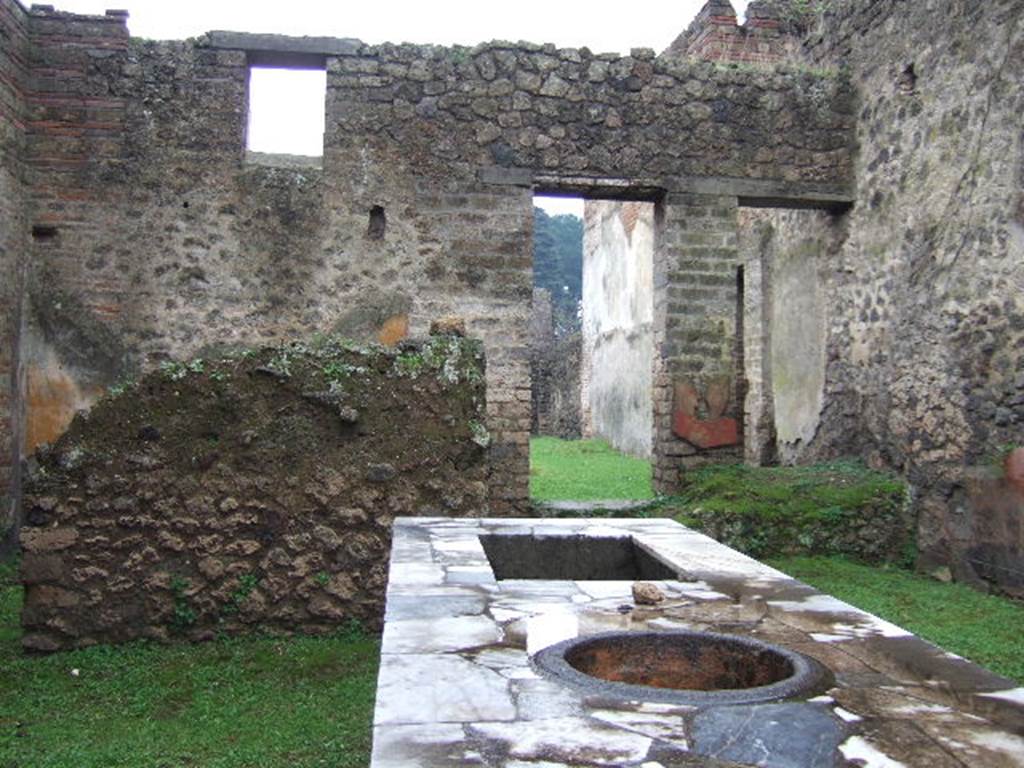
[530,437,653,501]
[769,555,1024,683]
[0,557,379,768]
[5,442,1023,765]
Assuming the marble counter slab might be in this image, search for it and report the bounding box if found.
[371,517,1024,767]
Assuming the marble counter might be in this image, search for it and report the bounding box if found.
[371,517,1024,767]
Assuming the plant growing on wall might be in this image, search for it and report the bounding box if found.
[761,0,833,34]
[221,573,261,617]
[169,576,197,633]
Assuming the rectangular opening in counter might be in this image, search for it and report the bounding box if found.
[479,533,677,581]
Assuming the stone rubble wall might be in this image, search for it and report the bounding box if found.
[0,0,855,527]
[19,335,489,651]
[745,0,1024,587]
[329,37,853,185]
[7,0,1019,586]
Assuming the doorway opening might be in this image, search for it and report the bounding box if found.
[529,193,655,503]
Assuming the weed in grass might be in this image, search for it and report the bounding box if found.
[323,360,366,384]
[106,375,137,398]
[160,359,205,382]
[393,352,425,378]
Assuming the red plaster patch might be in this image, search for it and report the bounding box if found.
[672,411,739,449]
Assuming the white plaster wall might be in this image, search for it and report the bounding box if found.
[581,201,655,459]
[770,238,826,460]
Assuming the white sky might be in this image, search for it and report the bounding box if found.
[50,0,752,216]
[247,67,327,156]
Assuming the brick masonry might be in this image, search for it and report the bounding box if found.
[0,0,854,528]
[652,193,744,493]
[0,0,29,550]
[665,0,802,65]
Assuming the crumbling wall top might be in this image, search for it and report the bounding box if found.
[662,0,800,65]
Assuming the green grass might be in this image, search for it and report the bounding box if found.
[0,557,379,768]
[529,437,654,501]
[769,555,1024,683]
[673,460,906,522]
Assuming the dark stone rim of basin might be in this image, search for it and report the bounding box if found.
[532,630,834,706]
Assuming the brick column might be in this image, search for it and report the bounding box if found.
[652,193,743,495]
[413,181,534,515]
[0,240,26,552]
[0,0,29,548]
[738,211,777,466]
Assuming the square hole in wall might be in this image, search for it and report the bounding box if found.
[246,66,326,161]
[479,533,678,580]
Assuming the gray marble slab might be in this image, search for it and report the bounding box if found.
[371,517,1024,767]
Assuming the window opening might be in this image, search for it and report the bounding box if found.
[246,66,326,158]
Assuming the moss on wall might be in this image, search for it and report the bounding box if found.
[667,460,913,564]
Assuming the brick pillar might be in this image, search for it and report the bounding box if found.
[0,240,26,552]
[0,0,29,548]
[484,342,531,515]
[738,211,777,466]
[652,193,742,495]
[414,180,534,515]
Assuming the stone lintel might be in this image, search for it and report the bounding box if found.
[669,175,854,211]
[535,174,665,201]
[480,167,853,211]
[477,166,534,187]
[204,31,363,62]
[481,168,664,200]
[737,195,852,211]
